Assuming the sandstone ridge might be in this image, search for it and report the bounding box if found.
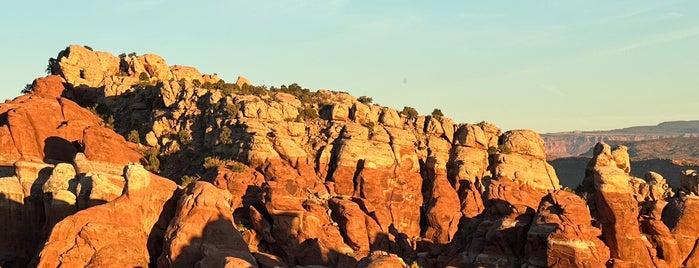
[0,44,694,267]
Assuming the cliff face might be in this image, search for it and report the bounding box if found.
[543,124,699,159]
[0,44,697,267]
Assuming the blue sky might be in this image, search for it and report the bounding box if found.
[1,1,697,133]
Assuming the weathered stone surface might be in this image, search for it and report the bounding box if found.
[236,76,251,87]
[491,130,560,191]
[644,171,674,201]
[170,65,203,82]
[138,54,173,81]
[423,172,461,244]
[201,163,265,211]
[30,75,65,98]
[593,166,654,266]
[56,45,119,87]
[355,251,407,268]
[159,181,257,267]
[36,164,178,268]
[525,190,610,267]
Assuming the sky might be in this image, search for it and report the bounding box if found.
[1,1,697,133]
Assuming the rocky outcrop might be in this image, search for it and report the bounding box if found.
[7,44,699,267]
[355,251,407,268]
[525,190,609,267]
[491,129,560,191]
[37,164,178,267]
[159,181,257,267]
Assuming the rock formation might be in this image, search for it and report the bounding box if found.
[1,44,696,267]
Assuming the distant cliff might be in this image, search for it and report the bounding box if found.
[542,121,699,159]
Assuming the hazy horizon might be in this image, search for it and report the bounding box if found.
[1,1,697,133]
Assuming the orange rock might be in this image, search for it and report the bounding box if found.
[158,181,257,267]
[525,190,610,267]
[36,164,178,268]
[30,75,65,98]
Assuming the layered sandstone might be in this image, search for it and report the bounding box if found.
[2,45,695,267]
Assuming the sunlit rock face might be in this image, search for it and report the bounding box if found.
[1,44,693,267]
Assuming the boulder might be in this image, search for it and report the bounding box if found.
[525,190,610,267]
[30,75,65,98]
[36,164,178,268]
[158,182,257,267]
[491,130,560,191]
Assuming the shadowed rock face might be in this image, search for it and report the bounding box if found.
[159,181,257,267]
[4,45,699,267]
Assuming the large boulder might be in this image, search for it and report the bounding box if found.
[525,190,610,267]
[36,165,178,268]
[490,130,560,191]
[158,181,257,267]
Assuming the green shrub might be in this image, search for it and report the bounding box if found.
[230,162,246,173]
[46,58,58,75]
[144,147,160,172]
[498,144,512,154]
[178,130,192,144]
[224,102,239,119]
[401,106,418,120]
[138,72,149,81]
[21,83,33,94]
[357,96,373,105]
[218,127,233,145]
[431,108,444,119]
[487,146,497,155]
[203,156,224,169]
[180,175,197,187]
[127,130,140,144]
[297,107,319,120]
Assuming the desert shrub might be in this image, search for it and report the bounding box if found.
[401,106,418,120]
[192,79,201,87]
[357,96,373,105]
[127,130,140,144]
[178,130,192,144]
[297,107,319,120]
[218,127,233,145]
[180,175,197,187]
[21,83,33,94]
[138,72,149,81]
[487,146,498,155]
[128,52,137,58]
[230,162,246,173]
[46,57,58,75]
[144,147,160,172]
[224,102,239,120]
[498,144,512,154]
[221,83,237,96]
[431,108,444,119]
[83,45,93,51]
[203,156,224,169]
[104,116,115,130]
[270,83,314,103]
[240,84,267,96]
